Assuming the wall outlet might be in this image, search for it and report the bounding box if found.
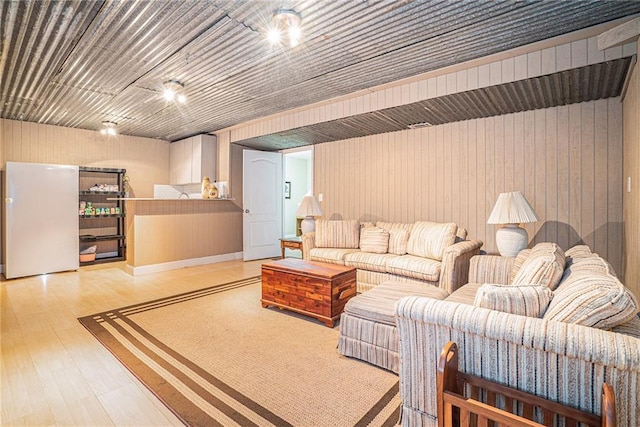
[318,193,323,202]
[628,176,632,193]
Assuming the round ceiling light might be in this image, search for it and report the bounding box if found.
[163,80,186,103]
[269,9,302,47]
[100,120,117,135]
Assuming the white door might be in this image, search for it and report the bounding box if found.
[243,150,282,261]
[5,162,79,278]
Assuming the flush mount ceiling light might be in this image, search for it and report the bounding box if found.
[100,120,117,135]
[407,122,433,129]
[163,79,187,103]
[267,8,302,47]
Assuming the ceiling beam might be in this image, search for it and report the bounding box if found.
[598,17,640,50]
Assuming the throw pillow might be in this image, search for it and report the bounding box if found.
[511,242,565,290]
[474,283,553,318]
[359,227,390,254]
[388,228,409,255]
[564,244,595,267]
[406,221,457,261]
[543,272,638,329]
[315,220,360,249]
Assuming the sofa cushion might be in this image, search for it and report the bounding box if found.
[474,284,553,318]
[445,283,482,305]
[511,242,565,290]
[359,227,389,254]
[406,221,457,261]
[344,252,398,273]
[611,315,640,340]
[386,255,441,282]
[509,249,532,284]
[388,228,409,255]
[544,272,638,329]
[315,220,360,249]
[344,280,448,325]
[309,247,359,265]
[376,222,414,234]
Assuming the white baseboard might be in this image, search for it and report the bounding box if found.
[125,252,244,276]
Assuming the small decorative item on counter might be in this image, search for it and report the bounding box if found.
[110,207,116,214]
[216,181,229,198]
[209,183,218,199]
[115,207,121,214]
[201,176,211,199]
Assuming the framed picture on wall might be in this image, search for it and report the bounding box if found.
[284,181,291,199]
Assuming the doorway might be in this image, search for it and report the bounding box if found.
[283,147,313,238]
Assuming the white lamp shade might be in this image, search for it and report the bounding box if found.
[487,191,539,225]
[296,195,323,217]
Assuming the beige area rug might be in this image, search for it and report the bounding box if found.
[79,277,400,426]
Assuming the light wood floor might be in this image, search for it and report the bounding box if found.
[1,259,265,426]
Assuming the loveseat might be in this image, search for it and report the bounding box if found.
[301,219,483,294]
[395,243,640,427]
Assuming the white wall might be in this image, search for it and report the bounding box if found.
[283,155,310,236]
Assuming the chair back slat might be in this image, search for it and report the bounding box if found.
[436,341,617,427]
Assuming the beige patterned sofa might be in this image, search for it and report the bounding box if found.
[301,219,483,294]
[395,243,640,427]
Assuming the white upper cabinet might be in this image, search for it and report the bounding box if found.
[169,134,217,185]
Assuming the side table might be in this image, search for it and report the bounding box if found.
[280,236,303,258]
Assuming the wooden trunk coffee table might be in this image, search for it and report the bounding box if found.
[261,258,357,327]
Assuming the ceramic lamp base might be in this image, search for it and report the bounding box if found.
[495,224,528,256]
[300,217,316,234]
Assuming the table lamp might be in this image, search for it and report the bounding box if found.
[487,191,539,256]
[296,194,323,234]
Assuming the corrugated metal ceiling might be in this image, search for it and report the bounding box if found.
[2,1,640,148]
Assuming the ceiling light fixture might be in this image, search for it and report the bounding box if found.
[407,122,433,129]
[163,80,187,103]
[100,121,117,135]
[268,8,302,48]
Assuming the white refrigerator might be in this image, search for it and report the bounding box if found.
[4,162,79,279]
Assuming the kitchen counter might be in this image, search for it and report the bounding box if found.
[124,198,243,275]
[109,197,235,201]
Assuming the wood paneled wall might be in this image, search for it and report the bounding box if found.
[623,52,640,302]
[1,119,169,198]
[315,99,624,273]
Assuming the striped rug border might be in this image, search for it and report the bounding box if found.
[78,276,400,426]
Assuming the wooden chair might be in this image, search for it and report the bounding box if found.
[436,341,617,427]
